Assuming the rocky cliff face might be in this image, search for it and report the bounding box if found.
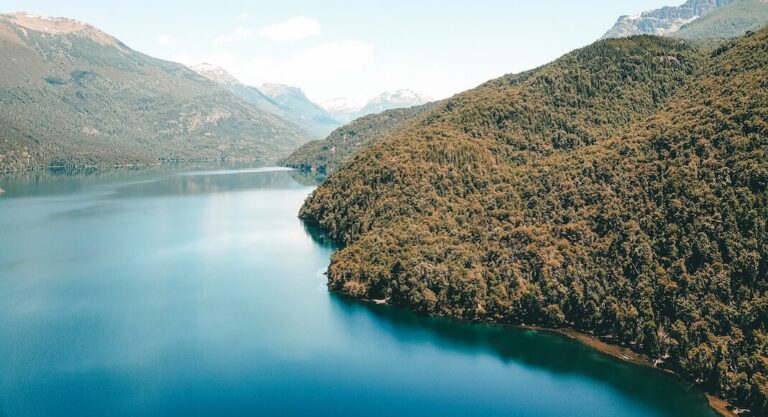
[603,0,736,38]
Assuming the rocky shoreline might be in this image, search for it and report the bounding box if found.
[360,297,744,417]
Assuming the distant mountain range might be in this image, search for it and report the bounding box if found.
[189,63,431,139]
[286,0,768,183]
[321,89,431,123]
[0,12,309,171]
[603,0,768,39]
[190,63,339,139]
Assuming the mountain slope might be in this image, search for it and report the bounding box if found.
[0,13,307,172]
[603,0,736,39]
[281,103,436,178]
[259,83,341,138]
[300,30,768,413]
[190,63,298,127]
[672,0,768,39]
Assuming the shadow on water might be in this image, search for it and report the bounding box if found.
[296,199,714,415]
[328,293,717,416]
[301,222,339,250]
[297,221,711,411]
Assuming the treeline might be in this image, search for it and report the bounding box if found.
[300,30,768,413]
[281,104,435,179]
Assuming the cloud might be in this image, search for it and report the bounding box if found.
[214,27,253,45]
[156,34,172,47]
[259,16,321,42]
[175,40,374,102]
[235,13,249,21]
[166,40,481,105]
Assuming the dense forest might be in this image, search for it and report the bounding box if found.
[300,29,768,414]
[281,104,435,179]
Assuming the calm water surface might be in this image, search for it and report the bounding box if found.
[0,166,717,417]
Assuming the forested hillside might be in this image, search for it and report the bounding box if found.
[300,30,768,414]
[0,13,308,172]
[672,0,768,39]
[281,104,435,179]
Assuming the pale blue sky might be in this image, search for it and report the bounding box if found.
[3,1,680,103]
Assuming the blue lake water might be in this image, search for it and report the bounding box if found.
[0,165,717,417]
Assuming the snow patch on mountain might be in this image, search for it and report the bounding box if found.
[322,89,431,123]
[189,63,242,85]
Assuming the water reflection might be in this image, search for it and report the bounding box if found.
[0,165,718,417]
[328,294,715,416]
[0,162,312,199]
[111,168,310,198]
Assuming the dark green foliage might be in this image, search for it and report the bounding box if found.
[281,103,436,179]
[300,30,768,413]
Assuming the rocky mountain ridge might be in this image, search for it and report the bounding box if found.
[603,0,736,38]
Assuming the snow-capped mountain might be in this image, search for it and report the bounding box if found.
[190,63,429,136]
[321,90,431,123]
[320,97,365,123]
[358,89,431,116]
[602,0,736,38]
[190,62,241,85]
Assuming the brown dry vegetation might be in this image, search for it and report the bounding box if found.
[301,30,768,413]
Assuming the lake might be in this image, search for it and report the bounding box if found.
[0,165,718,417]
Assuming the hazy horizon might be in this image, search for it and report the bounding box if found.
[1,0,681,105]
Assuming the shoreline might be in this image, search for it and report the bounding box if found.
[362,297,739,417]
[0,157,274,175]
[528,326,739,417]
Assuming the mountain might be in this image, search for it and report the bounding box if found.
[281,103,436,179]
[258,83,341,138]
[356,90,431,118]
[602,0,736,39]
[188,62,241,84]
[672,0,768,39]
[190,63,284,116]
[321,90,431,123]
[299,29,768,414]
[0,13,308,172]
[190,64,340,139]
[320,97,364,124]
